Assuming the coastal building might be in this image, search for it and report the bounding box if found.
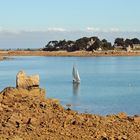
[97,47,102,51]
[133,44,140,49]
[126,45,131,52]
[86,39,96,50]
[114,44,124,49]
[87,38,95,46]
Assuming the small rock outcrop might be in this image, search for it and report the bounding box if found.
[16,71,39,89]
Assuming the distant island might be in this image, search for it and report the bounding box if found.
[0,36,140,57]
[43,36,140,52]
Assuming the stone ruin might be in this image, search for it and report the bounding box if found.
[16,70,39,89]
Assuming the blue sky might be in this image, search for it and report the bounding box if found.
[0,0,140,48]
[0,0,140,31]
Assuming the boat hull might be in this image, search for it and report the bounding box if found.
[73,79,80,84]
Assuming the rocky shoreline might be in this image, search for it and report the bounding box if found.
[0,87,140,140]
[0,71,140,140]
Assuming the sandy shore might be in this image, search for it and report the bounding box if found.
[1,50,140,57]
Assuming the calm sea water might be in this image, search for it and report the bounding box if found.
[0,56,140,115]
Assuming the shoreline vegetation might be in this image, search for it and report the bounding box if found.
[42,36,140,52]
[0,71,140,139]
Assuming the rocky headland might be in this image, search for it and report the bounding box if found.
[0,71,140,140]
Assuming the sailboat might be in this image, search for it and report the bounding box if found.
[72,65,80,84]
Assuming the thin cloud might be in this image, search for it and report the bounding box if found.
[47,27,66,32]
[109,28,120,32]
[0,27,67,34]
[0,27,20,34]
[86,27,101,32]
[86,27,120,32]
[0,28,140,49]
[0,27,132,35]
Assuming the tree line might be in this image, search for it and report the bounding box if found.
[43,37,140,51]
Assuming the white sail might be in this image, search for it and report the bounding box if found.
[72,65,80,83]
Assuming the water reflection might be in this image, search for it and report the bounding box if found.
[72,83,80,95]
